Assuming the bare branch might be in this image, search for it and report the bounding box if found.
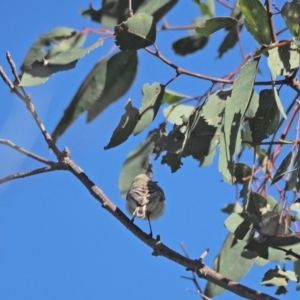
[0,163,66,184]
[0,139,55,165]
[6,51,21,84]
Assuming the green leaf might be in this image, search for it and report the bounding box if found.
[161,89,189,104]
[290,199,300,221]
[220,58,259,182]
[202,89,228,126]
[224,213,246,233]
[261,266,297,287]
[221,202,243,214]
[218,24,243,58]
[19,37,104,87]
[104,100,139,149]
[136,0,178,21]
[196,17,238,37]
[218,3,243,57]
[244,90,259,118]
[172,34,209,56]
[21,27,78,72]
[158,125,185,154]
[119,131,160,197]
[163,104,194,126]
[239,0,272,45]
[244,191,268,222]
[268,42,300,78]
[199,2,214,17]
[133,83,164,135]
[87,50,138,122]
[182,106,219,162]
[52,58,107,143]
[205,233,254,298]
[82,0,129,28]
[81,0,178,28]
[224,213,253,241]
[272,83,290,120]
[245,236,300,262]
[281,0,300,37]
[161,152,183,172]
[115,13,156,50]
[248,89,280,144]
[233,163,252,184]
[272,152,293,185]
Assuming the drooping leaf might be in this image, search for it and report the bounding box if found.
[19,30,102,87]
[248,89,280,144]
[294,257,300,291]
[220,58,259,182]
[200,1,215,17]
[205,233,254,298]
[133,83,164,135]
[81,0,141,28]
[272,152,293,185]
[244,90,259,118]
[196,17,238,37]
[224,213,253,240]
[161,152,183,172]
[268,42,300,78]
[261,266,297,287]
[104,100,139,149]
[52,58,107,142]
[115,13,156,50]
[202,89,228,126]
[21,27,79,72]
[136,0,178,21]
[172,16,209,56]
[172,34,209,56]
[221,202,243,215]
[217,3,243,57]
[81,0,178,27]
[233,163,252,184]
[182,106,219,161]
[245,236,300,262]
[239,0,272,45]
[244,191,268,224]
[290,199,300,221]
[158,125,185,154]
[163,104,194,126]
[218,24,243,58]
[286,146,300,190]
[119,130,161,197]
[281,0,300,38]
[87,50,138,122]
[161,89,189,104]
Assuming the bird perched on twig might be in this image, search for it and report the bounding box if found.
[126,173,165,236]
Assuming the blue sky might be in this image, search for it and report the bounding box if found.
[0,0,298,299]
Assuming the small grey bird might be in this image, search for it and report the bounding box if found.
[126,174,165,236]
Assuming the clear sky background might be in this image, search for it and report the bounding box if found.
[0,0,298,299]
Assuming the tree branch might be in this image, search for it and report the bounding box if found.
[0,163,66,184]
[61,151,278,300]
[0,139,55,165]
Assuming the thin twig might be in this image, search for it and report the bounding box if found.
[0,163,65,184]
[1,59,62,159]
[128,0,133,17]
[266,0,277,43]
[144,46,233,84]
[6,51,21,84]
[0,139,55,165]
